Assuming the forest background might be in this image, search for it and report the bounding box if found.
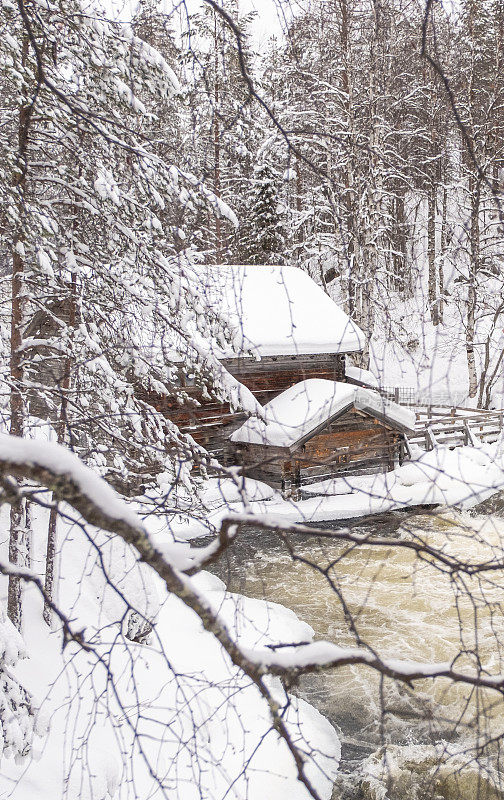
[2,1,504,799]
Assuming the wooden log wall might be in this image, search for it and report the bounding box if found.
[233,409,403,489]
[221,353,346,405]
[137,352,347,458]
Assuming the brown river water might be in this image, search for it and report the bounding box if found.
[207,506,504,799]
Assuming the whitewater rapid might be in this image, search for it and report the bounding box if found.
[208,508,504,799]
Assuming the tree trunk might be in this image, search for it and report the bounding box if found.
[439,184,448,324]
[427,184,439,326]
[339,0,357,318]
[295,160,303,248]
[8,38,31,630]
[391,188,407,293]
[43,270,77,626]
[466,172,480,399]
[43,505,58,627]
[213,15,222,264]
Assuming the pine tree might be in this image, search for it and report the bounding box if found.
[180,0,257,262]
[0,0,245,628]
[243,163,285,264]
[0,611,41,761]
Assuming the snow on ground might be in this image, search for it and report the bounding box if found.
[300,442,504,511]
[200,476,276,506]
[0,502,340,800]
[4,424,504,797]
[369,303,471,402]
[171,440,504,540]
[364,265,504,408]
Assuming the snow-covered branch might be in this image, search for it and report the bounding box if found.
[1,436,504,721]
[246,640,504,693]
[0,434,323,800]
[0,557,90,651]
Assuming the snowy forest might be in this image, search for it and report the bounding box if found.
[3,0,504,799]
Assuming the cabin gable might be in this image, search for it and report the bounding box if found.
[293,409,400,483]
[231,394,413,493]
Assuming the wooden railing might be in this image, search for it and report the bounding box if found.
[378,386,469,407]
[409,407,504,451]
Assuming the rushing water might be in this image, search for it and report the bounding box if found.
[206,506,504,798]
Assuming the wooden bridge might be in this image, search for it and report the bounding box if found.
[408,406,504,452]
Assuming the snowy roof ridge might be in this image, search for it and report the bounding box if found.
[230,379,415,449]
[345,364,378,388]
[192,264,366,358]
[353,388,416,435]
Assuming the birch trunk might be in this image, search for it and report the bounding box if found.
[439,184,448,324]
[8,38,31,629]
[427,184,439,326]
[466,172,480,399]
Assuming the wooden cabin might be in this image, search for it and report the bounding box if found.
[229,379,416,493]
[140,264,368,457]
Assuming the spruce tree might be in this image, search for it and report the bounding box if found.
[244,163,285,264]
[0,0,245,628]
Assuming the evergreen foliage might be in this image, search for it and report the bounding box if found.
[243,163,285,264]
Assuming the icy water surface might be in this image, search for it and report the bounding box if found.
[207,507,504,798]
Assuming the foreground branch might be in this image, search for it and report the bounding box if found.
[0,435,322,800]
[4,436,504,797]
[0,559,90,650]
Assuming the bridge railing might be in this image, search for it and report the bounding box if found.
[408,410,504,450]
[378,385,469,408]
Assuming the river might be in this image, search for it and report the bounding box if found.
[206,506,504,799]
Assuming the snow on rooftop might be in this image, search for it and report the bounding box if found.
[230,379,415,448]
[194,264,365,358]
[354,388,416,433]
[345,364,378,388]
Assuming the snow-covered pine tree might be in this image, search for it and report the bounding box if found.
[0,0,251,628]
[180,0,258,262]
[242,163,285,264]
[261,0,388,356]
[452,0,504,400]
[0,610,41,762]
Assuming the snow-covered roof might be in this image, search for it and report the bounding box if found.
[230,379,415,449]
[345,364,378,388]
[354,388,416,434]
[194,264,365,358]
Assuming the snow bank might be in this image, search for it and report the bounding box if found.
[173,441,504,540]
[300,443,504,516]
[1,501,340,800]
[201,476,275,506]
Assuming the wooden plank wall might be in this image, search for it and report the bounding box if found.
[221,353,346,405]
[233,410,402,489]
[137,353,347,457]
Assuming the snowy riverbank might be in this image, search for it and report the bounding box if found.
[4,429,504,798]
[168,440,504,541]
[0,501,340,800]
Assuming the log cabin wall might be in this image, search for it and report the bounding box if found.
[137,352,347,457]
[221,353,346,405]
[232,410,404,490]
[296,419,400,483]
